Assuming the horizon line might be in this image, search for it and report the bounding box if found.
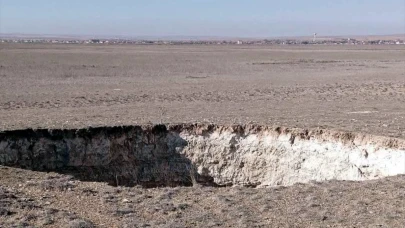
[0,33,404,41]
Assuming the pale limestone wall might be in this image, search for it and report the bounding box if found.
[179,130,405,187]
[0,125,404,187]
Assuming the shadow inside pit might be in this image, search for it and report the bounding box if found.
[0,125,219,188]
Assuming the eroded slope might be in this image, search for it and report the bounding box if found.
[1,124,404,187]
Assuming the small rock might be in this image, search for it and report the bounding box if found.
[178,203,189,210]
[115,208,134,216]
[0,207,14,216]
[68,219,95,228]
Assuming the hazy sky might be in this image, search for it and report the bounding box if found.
[0,0,404,37]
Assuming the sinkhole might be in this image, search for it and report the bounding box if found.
[0,124,404,188]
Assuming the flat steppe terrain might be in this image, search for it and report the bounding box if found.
[0,44,404,138]
[1,43,405,227]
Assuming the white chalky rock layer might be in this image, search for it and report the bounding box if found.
[176,127,405,187]
[0,124,404,187]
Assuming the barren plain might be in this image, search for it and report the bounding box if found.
[0,44,404,138]
[0,43,405,227]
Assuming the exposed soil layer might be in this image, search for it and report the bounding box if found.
[1,124,404,188]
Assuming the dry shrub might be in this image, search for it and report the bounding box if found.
[40,175,75,191]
